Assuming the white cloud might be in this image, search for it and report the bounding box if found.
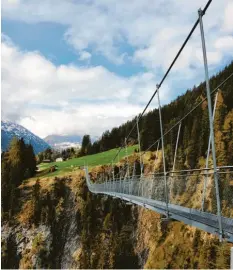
[2,0,233,68]
[1,38,166,138]
[1,0,233,138]
[19,104,142,138]
[79,51,91,61]
[223,1,233,32]
[215,36,233,52]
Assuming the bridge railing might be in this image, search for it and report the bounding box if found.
[85,166,233,218]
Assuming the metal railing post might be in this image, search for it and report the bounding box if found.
[123,172,126,193]
[138,178,140,196]
[132,162,136,179]
[141,175,144,197]
[119,167,122,193]
[198,8,222,241]
[110,169,113,192]
[125,138,130,177]
[169,122,182,202]
[157,84,169,217]
[112,161,115,181]
[157,140,160,154]
[202,91,218,211]
[153,140,160,171]
[136,116,143,175]
[172,122,182,173]
[132,162,136,195]
[150,175,154,199]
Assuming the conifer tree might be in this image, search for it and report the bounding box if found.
[81,135,92,155]
[1,137,37,220]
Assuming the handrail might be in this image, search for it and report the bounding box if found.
[87,165,233,182]
[86,167,233,186]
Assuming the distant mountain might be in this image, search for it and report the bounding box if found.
[43,134,82,150]
[43,134,99,150]
[1,120,50,154]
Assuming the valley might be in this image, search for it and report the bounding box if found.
[2,146,232,269]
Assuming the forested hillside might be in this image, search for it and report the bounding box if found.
[89,62,233,169]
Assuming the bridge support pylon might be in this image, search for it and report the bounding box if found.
[198,8,223,241]
[156,84,169,218]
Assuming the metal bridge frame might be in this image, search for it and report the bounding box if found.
[84,3,233,246]
[85,166,233,243]
[198,8,223,240]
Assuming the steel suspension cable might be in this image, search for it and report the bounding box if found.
[112,0,212,163]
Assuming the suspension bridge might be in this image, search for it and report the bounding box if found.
[84,0,233,244]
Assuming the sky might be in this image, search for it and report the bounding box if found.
[1,0,233,139]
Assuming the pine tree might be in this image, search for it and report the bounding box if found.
[25,144,37,177]
[81,135,92,155]
[1,137,37,220]
[8,137,25,186]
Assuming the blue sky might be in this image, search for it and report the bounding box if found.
[1,0,233,138]
[2,20,145,76]
[2,20,77,65]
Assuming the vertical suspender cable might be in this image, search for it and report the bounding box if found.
[170,121,182,203]
[136,116,143,175]
[157,85,169,216]
[125,138,129,177]
[201,91,219,211]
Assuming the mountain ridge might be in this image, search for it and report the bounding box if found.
[44,134,99,150]
[1,120,50,154]
[43,134,82,150]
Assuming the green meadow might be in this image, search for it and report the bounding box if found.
[37,144,138,178]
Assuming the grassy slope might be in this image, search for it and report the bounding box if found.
[37,145,138,178]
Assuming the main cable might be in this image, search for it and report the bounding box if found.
[112,0,212,163]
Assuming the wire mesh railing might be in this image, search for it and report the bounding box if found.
[83,0,233,243]
[85,167,233,219]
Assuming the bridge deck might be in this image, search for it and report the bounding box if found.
[92,189,233,243]
[86,166,233,243]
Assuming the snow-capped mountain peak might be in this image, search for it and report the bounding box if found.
[43,134,82,150]
[1,120,50,154]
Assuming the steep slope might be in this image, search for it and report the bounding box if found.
[1,120,50,154]
[86,61,233,163]
[1,171,232,269]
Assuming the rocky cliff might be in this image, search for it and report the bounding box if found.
[1,168,232,269]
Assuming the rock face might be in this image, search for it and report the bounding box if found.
[1,224,52,269]
[1,174,232,269]
[60,192,81,269]
[1,120,50,154]
[1,184,82,269]
[1,175,141,269]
